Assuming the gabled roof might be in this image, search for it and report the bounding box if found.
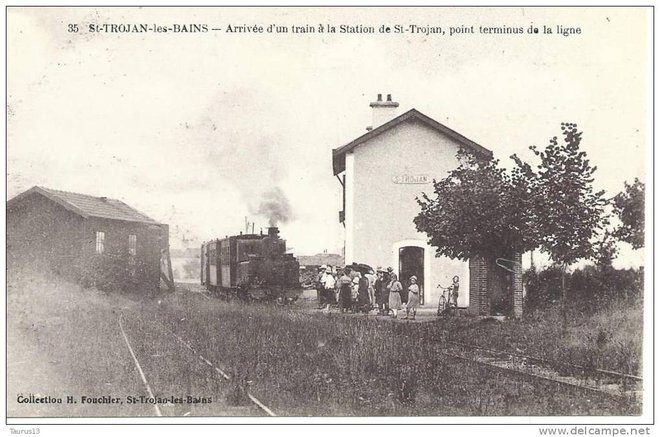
[7,186,162,225]
[332,108,493,175]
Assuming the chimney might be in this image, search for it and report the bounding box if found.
[267,226,279,238]
[369,93,399,129]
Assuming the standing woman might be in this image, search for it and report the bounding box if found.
[357,271,371,313]
[388,273,403,318]
[374,269,384,315]
[404,276,420,320]
[337,268,353,313]
[380,269,391,315]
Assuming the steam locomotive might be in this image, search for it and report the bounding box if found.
[200,226,302,301]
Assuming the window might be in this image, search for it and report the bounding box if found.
[95,231,105,254]
[128,234,137,256]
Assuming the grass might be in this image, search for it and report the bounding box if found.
[7,268,642,417]
[443,299,643,376]
[7,268,251,417]
[7,267,149,417]
[155,287,640,416]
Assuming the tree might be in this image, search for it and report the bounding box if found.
[525,123,608,266]
[414,149,538,261]
[415,123,608,325]
[516,123,608,330]
[592,230,618,270]
[613,178,645,249]
[414,149,539,318]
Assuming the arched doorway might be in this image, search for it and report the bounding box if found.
[398,246,425,305]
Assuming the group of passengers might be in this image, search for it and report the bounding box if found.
[315,263,423,320]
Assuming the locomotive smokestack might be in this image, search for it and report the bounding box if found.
[267,226,279,238]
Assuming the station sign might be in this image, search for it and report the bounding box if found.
[392,174,431,184]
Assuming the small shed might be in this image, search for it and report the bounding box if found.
[7,186,170,292]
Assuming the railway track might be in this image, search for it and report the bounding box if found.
[118,313,276,417]
[440,339,642,401]
[168,329,277,416]
[118,315,163,416]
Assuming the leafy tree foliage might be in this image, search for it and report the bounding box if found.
[414,149,538,260]
[591,230,618,269]
[415,123,607,267]
[523,123,608,266]
[613,178,645,249]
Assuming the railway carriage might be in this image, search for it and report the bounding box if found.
[201,226,301,301]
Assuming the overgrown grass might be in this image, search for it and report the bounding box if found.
[446,299,643,376]
[7,268,641,417]
[7,268,251,417]
[152,288,638,416]
[7,267,148,416]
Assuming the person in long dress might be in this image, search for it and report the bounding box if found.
[357,272,371,313]
[337,268,353,313]
[388,273,403,318]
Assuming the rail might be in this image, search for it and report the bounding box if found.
[441,340,642,400]
[118,315,163,417]
[169,329,277,416]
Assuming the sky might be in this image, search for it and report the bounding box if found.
[7,7,650,265]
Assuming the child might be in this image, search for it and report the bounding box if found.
[404,276,420,320]
[449,275,460,307]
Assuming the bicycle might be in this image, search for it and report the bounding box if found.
[436,284,452,316]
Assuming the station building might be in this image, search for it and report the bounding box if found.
[333,95,521,314]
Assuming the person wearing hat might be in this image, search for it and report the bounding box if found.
[320,266,336,311]
[337,267,353,313]
[404,275,420,320]
[378,268,391,315]
[351,272,361,312]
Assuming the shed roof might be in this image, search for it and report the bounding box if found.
[7,186,162,225]
[332,108,493,175]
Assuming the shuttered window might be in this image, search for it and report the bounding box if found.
[95,231,105,254]
[129,234,137,256]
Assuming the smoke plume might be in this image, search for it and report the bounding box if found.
[253,187,293,226]
[182,89,298,232]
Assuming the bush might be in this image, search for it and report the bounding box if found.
[79,253,154,292]
[524,265,643,310]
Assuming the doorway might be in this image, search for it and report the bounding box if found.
[399,246,425,305]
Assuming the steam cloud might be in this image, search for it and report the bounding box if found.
[190,89,296,230]
[253,187,293,226]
